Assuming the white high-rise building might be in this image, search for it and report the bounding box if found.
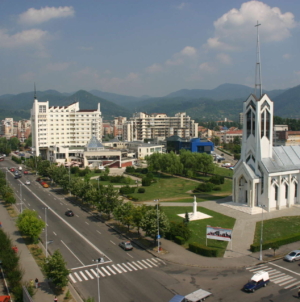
[123,112,198,142]
[31,97,102,158]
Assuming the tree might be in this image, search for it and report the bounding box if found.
[140,208,170,242]
[113,202,134,230]
[37,160,51,177]
[16,209,45,243]
[270,242,280,257]
[42,250,69,289]
[168,221,191,241]
[132,205,148,235]
[199,153,215,175]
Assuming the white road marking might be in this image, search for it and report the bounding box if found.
[269,262,300,277]
[85,222,89,225]
[97,230,101,235]
[142,260,152,267]
[90,269,99,278]
[60,203,63,205]
[248,266,268,272]
[127,262,137,271]
[264,269,276,273]
[146,259,158,267]
[284,280,300,289]
[110,240,116,245]
[273,276,293,283]
[67,208,70,210]
[137,260,148,269]
[126,252,133,258]
[28,203,30,206]
[69,274,77,283]
[97,268,105,277]
[79,271,88,281]
[112,265,122,274]
[74,272,82,282]
[61,240,85,266]
[117,264,127,273]
[76,215,79,217]
[131,261,142,270]
[33,209,35,211]
[106,266,117,275]
[53,232,57,236]
[122,263,132,272]
[39,216,41,219]
[280,278,296,286]
[156,258,166,265]
[100,267,111,276]
[270,273,285,279]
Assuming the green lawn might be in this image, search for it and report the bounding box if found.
[163,206,236,257]
[213,166,234,177]
[253,216,300,245]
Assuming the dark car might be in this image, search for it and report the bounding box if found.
[65,210,74,217]
[119,241,133,251]
[36,177,41,182]
[14,174,22,179]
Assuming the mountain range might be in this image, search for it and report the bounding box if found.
[0,83,299,121]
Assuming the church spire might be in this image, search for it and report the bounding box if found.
[254,21,262,98]
[34,82,37,100]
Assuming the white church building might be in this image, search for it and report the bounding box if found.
[232,93,300,212]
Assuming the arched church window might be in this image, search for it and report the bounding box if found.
[275,185,278,201]
[285,183,288,199]
[246,110,251,138]
[295,183,298,198]
[261,111,265,138]
[252,111,255,137]
[266,110,270,140]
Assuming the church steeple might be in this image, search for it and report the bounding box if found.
[34,82,37,100]
[254,21,262,98]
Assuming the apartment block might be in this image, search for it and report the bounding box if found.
[31,98,102,157]
[1,118,14,139]
[17,119,31,142]
[123,112,198,142]
[113,116,127,139]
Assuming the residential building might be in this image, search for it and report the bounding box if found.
[223,130,243,144]
[274,131,300,146]
[1,118,14,139]
[127,141,164,159]
[17,119,31,142]
[113,116,127,139]
[31,96,102,158]
[123,112,198,142]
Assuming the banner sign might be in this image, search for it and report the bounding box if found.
[206,226,232,242]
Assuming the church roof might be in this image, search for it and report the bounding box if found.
[262,145,300,173]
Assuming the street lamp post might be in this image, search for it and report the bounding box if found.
[154,199,160,253]
[93,257,104,302]
[259,204,265,261]
[43,207,50,257]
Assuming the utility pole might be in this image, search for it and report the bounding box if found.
[154,199,160,253]
[43,207,50,257]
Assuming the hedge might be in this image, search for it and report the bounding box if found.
[250,233,300,252]
[188,242,218,257]
[138,188,145,193]
[174,236,185,245]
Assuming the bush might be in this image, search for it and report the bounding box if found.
[71,166,80,175]
[250,233,300,252]
[174,236,185,245]
[166,221,191,242]
[138,188,145,193]
[142,177,152,186]
[194,182,214,193]
[188,242,218,257]
[213,186,222,191]
[100,174,110,181]
[78,169,89,177]
[126,166,135,173]
[209,175,224,185]
[146,172,154,179]
[94,169,103,174]
[119,186,135,195]
[234,153,241,160]
[126,195,139,201]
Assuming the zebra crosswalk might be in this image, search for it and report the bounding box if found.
[246,264,300,289]
[69,258,166,283]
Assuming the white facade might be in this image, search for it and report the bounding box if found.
[123,112,198,142]
[31,98,102,157]
[1,118,14,139]
[233,94,300,212]
[127,142,164,159]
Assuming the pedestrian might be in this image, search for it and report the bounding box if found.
[54,296,58,302]
[298,287,300,298]
[0,222,2,227]
[35,278,39,288]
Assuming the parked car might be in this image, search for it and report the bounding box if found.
[243,271,270,293]
[25,180,31,185]
[10,168,15,172]
[119,241,133,251]
[41,182,49,188]
[24,170,29,175]
[222,163,232,167]
[36,177,41,182]
[18,166,22,171]
[14,174,21,179]
[65,210,74,217]
[284,250,300,262]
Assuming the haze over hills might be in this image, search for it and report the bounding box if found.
[0,82,300,121]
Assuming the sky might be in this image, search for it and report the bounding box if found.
[0,0,300,97]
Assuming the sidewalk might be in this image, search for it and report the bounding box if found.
[0,202,80,302]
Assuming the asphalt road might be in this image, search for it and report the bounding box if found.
[3,159,300,302]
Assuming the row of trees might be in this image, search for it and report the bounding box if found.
[146,150,215,177]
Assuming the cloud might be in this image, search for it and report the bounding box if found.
[205,1,297,51]
[283,53,291,59]
[294,71,300,76]
[199,62,216,73]
[0,28,48,48]
[46,62,74,71]
[175,2,187,10]
[216,53,232,64]
[78,46,94,51]
[165,46,197,65]
[145,63,163,73]
[19,6,75,25]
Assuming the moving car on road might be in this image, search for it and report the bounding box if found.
[284,250,300,262]
[119,241,133,251]
[24,170,29,175]
[243,271,270,293]
[25,180,30,185]
[169,288,212,302]
[65,210,74,217]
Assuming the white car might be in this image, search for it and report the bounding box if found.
[25,180,30,185]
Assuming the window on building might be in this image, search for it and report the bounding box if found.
[39,105,46,113]
[285,183,288,199]
[266,110,270,139]
[246,110,251,138]
[261,111,265,138]
[275,185,278,201]
[295,183,298,198]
